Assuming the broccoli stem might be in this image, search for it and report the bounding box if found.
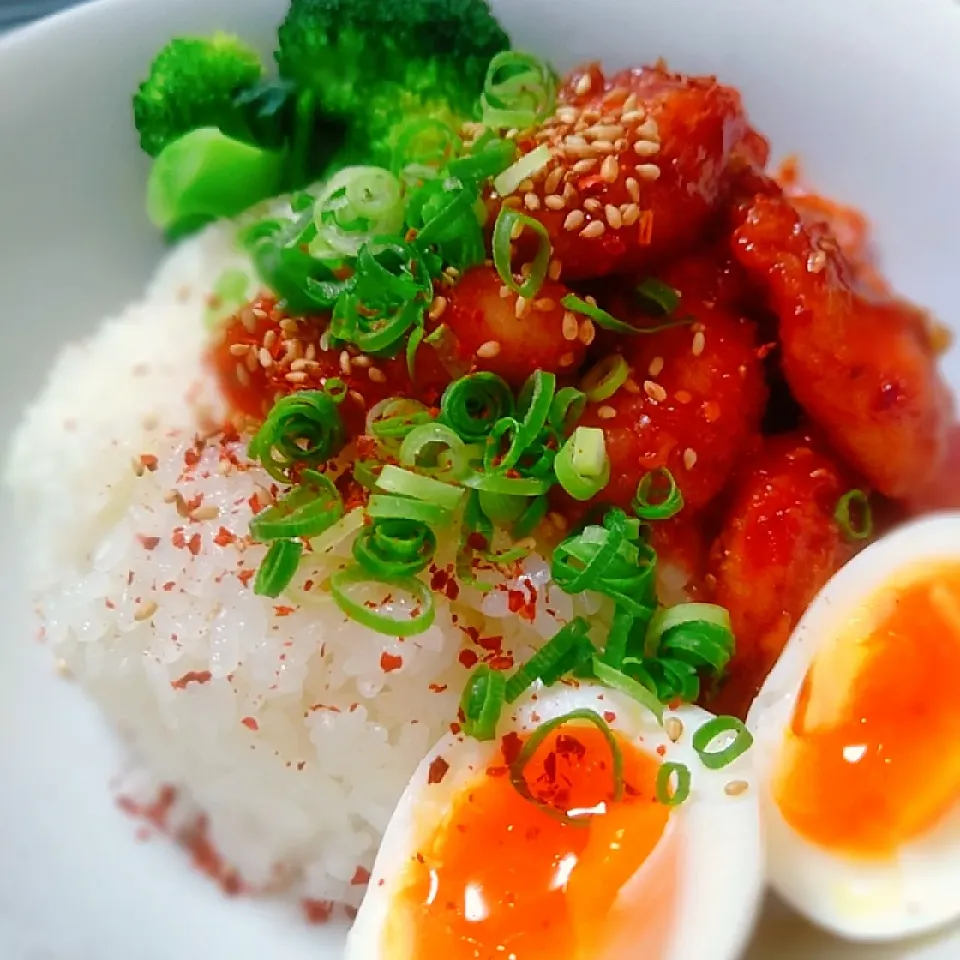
[147,127,284,233]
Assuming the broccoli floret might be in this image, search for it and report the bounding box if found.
[134,34,265,157]
[276,0,509,164]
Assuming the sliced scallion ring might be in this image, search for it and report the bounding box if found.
[460,665,507,741]
[591,657,665,723]
[835,489,873,541]
[330,565,435,637]
[632,467,684,520]
[656,761,691,807]
[580,355,629,403]
[254,539,303,599]
[692,716,754,770]
[493,208,552,299]
[555,426,611,501]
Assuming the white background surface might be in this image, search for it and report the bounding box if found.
[0,0,958,956]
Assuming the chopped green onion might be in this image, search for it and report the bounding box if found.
[440,372,515,444]
[484,370,557,475]
[513,494,549,539]
[399,423,467,476]
[493,144,553,198]
[492,208,553,299]
[580,355,629,403]
[656,761,691,807]
[591,657,665,723]
[505,617,593,703]
[462,472,551,496]
[550,386,586,434]
[353,518,436,577]
[636,278,681,316]
[367,493,453,528]
[555,426,611,501]
[478,490,530,524]
[330,566,435,637]
[249,470,344,541]
[692,716,754,770]
[632,467,684,521]
[645,603,735,678]
[254,539,303,598]
[248,391,346,484]
[562,295,692,337]
[309,166,404,260]
[376,465,465,512]
[509,709,622,825]
[392,118,461,182]
[447,133,517,182]
[460,665,507,741]
[367,398,434,446]
[551,509,657,617]
[835,489,873,541]
[481,51,558,132]
[624,655,701,705]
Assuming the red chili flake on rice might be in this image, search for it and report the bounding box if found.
[171,670,212,690]
[213,526,236,547]
[458,649,479,669]
[429,683,448,693]
[603,711,617,723]
[500,731,523,766]
[139,454,159,472]
[137,534,161,550]
[274,605,296,617]
[187,533,202,556]
[380,652,403,673]
[428,756,450,785]
[241,716,259,731]
[350,866,371,886]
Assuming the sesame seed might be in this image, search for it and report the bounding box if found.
[579,319,596,345]
[239,307,256,333]
[544,194,567,211]
[564,210,586,232]
[236,364,250,387]
[665,718,683,742]
[368,367,387,384]
[257,348,272,369]
[683,448,698,471]
[600,155,620,183]
[575,74,593,96]
[692,331,706,356]
[563,134,591,155]
[587,124,624,140]
[585,295,598,307]
[544,167,564,194]
[648,356,664,377]
[622,93,639,112]
[502,195,522,209]
[290,357,308,372]
[263,329,277,349]
[580,220,606,239]
[55,658,73,678]
[352,354,371,368]
[515,296,530,319]
[605,204,623,230]
[279,317,298,335]
[558,107,580,125]
[499,284,512,299]
[134,600,158,622]
[625,177,641,202]
[621,203,641,226]
[429,296,448,320]
[644,380,667,402]
[560,352,576,368]
[518,178,535,193]
[633,140,661,157]
[725,780,750,797]
[562,312,580,341]
[445,267,461,281]
[562,182,579,202]
[636,118,660,140]
[624,378,641,395]
[635,163,661,181]
[621,109,647,123]
[591,140,616,154]
[228,343,249,358]
[190,504,220,521]
[476,340,502,359]
[245,350,259,372]
[597,405,617,420]
[285,371,307,383]
[349,389,365,406]
[584,198,603,213]
[547,511,569,532]
[534,297,556,312]
[548,259,563,281]
[572,158,599,173]
[524,193,541,212]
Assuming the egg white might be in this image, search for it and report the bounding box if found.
[347,681,763,960]
[748,512,960,942]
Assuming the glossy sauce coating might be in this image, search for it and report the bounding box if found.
[774,564,960,855]
[390,725,673,960]
[708,432,853,719]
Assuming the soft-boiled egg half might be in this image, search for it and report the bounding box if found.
[748,513,960,941]
[346,682,763,960]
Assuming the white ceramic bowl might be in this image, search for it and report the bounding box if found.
[1,0,958,957]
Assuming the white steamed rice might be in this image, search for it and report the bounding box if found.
[4,220,615,910]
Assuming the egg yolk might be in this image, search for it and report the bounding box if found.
[774,562,960,856]
[388,723,675,960]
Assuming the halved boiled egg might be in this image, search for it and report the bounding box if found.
[347,682,763,960]
[748,513,960,941]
